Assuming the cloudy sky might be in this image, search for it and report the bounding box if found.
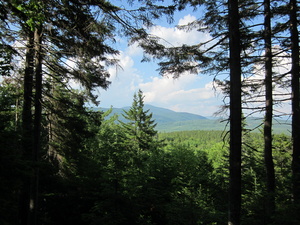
[94,10,225,117]
[93,8,292,119]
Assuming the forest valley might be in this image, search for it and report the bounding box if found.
[1,0,300,225]
[0,86,296,225]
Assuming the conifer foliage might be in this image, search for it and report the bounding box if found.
[1,0,300,224]
[121,89,159,152]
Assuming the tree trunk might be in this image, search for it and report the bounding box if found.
[263,0,276,222]
[19,26,43,225]
[228,0,242,224]
[290,0,300,209]
[19,30,34,225]
[32,26,43,225]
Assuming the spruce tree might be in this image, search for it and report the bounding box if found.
[263,0,276,222]
[121,89,158,152]
[290,0,300,211]
[2,1,118,224]
[228,0,242,224]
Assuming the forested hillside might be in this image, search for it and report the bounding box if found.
[99,105,291,133]
[99,104,207,123]
[0,83,295,224]
[159,130,293,224]
[1,1,299,225]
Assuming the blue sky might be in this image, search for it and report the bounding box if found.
[2,1,291,118]
[92,1,291,118]
[94,4,224,117]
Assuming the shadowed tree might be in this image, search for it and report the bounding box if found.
[227,0,242,224]
[263,0,276,222]
[290,0,300,212]
[2,1,118,224]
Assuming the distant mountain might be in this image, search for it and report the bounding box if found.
[96,104,207,123]
[143,104,207,123]
[93,105,290,134]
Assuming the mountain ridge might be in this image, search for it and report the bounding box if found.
[94,105,290,134]
[96,104,208,123]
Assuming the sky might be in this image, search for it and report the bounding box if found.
[93,7,224,117]
[1,2,291,119]
[86,2,291,119]
[2,2,222,117]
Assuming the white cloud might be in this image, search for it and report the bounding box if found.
[178,14,197,25]
[97,52,221,116]
[139,73,220,115]
[96,51,145,107]
[125,14,211,58]
[96,14,221,116]
[149,14,211,47]
[241,46,292,117]
[126,42,143,56]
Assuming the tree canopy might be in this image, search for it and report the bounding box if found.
[1,0,299,224]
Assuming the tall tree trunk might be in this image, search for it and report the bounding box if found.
[290,0,300,210]
[263,0,275,222]
[47,81,64,174]
[32,27,43,225]
[20,31,34,225]
[228,0,242,224]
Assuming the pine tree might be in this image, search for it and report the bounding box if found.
[263,0,276,222]
[121,89,159,152]
[0,80,22,225]
[227,0,242,224]
[2,1,118,224]
[290,0,300,211]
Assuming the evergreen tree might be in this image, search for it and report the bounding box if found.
[290,0,300,211]
[227,0,242,224]
[0,79,22,225]
[2,1,118,224]
[263,0,276,222]
[121,89,159,152]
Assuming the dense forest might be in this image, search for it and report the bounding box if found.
[0,0,299,225]
[0,85,295,225]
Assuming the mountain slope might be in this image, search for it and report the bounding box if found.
[143,105,207,123]
[97,104,207,123]
[94,105,290,134]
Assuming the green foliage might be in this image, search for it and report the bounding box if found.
[159,129,294,224]
[160,144,223,224]
[19,2,44,27]
[0,1,298,224]
[120,90,160,152]
[0,77,295,224]
[0,44,15,76]
[38,98,103,225]
[86,120,226,224]
[0,80,22,225]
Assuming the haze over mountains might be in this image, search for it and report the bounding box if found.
[97,104,290,134]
